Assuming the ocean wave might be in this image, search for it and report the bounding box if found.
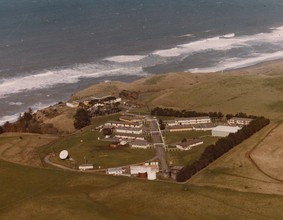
[0,63,147,99]
[8,102,23,106]
[1,25,283,101]
[153,26,283,58]
[187,50,283,73]
[104,55,146,63]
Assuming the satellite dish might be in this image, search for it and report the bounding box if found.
[59,150,69,160]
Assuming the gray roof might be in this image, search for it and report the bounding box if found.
[176,139,204,148]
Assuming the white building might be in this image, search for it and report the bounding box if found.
[165,116,211,127]
[130,140,151,149]
[107,167,125,175]
[115,127,143,135]
[176,116,211,125]
[115,133,145,140]
[228,117,253,126]
[78,164,94,171]
[130,163,159,175]
[105,121,143,128]
[211,125,241,137]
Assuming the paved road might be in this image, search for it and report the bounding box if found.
[147,118,169,173]
[155,144,169,172]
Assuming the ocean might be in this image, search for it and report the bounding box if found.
[1,0,283,124]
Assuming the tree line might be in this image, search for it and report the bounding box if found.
[0,108,58,134]
[151,107,261,121]
[176,116,270,182]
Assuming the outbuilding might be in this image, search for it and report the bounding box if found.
[211,125,241,137]
[175,139,204,150]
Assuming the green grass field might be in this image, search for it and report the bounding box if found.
[1,159,283,219]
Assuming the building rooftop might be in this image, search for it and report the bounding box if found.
[106,121,142,126]
[176,139,204,148]
[115,127,143,131]
[167,125,194,129]
[212,125,241,133]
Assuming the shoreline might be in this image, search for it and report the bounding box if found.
[2,57,283,126]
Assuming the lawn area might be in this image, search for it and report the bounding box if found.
[39,114,155,168]
[166,136,219,166]
[2,159,283,219]
[164,130,211,145]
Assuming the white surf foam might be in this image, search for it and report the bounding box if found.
[0,113,19,125]
[8,102,23,106]
[187,50,283,73]
[104,55,146,63]
[153,26,283,58]
[0,64,147,99]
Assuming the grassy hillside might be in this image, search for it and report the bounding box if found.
[1,159,283,219]
[75,60,283,120]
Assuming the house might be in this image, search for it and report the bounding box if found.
[130,140,151,149]
[115,127,143,135]
[228,117,253,126]
[211,125,241,137]
[78,164,94,171]
[107,167,125,175]
[175,139,204,150]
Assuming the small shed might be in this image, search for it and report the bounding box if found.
[79,164,94,171]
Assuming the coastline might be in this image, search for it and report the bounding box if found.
[2,57,283,127]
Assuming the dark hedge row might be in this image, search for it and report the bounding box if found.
[176,116,270,182]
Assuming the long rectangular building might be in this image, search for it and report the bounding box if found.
[105,121,143,128]
[165,116,211,127]
[228,117,253,126]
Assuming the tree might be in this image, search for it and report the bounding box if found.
[159,119,166,130]
[74,108,91,129]
[0,126,4,134]
[102,127,113,136]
